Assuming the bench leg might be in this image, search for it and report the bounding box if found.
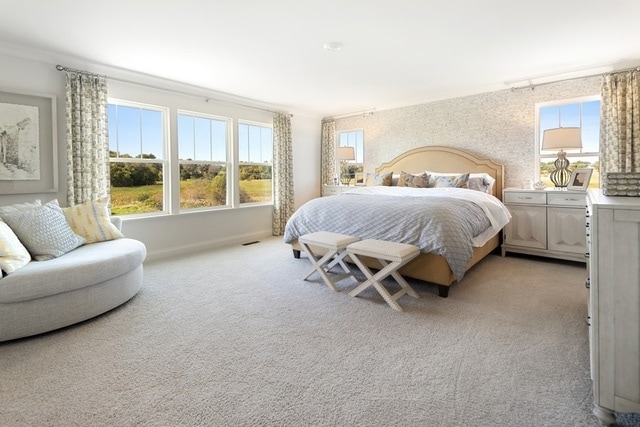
[348,255,418,311]
[299,243,354,292]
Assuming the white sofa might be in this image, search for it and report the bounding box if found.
[0,218,146,342]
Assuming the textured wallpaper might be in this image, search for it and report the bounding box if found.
[335,77,600,189]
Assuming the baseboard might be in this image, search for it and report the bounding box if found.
[144,229,274,262]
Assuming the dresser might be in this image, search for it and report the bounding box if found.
[502,188,586,262]
[587,189,640,425]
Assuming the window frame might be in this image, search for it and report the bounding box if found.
[337,129,364,185]
[535,95,601,183]
[177,109,232,211]
[108,98,170,217]
[237,119,274,207]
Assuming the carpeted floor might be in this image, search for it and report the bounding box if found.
[1,236,638,426]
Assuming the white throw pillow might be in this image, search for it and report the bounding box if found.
[1,199,86,261]
[0,222,31,275]
[62,198,123,243]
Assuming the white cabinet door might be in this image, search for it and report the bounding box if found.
[547,206,586,254]
[504,204,547,249]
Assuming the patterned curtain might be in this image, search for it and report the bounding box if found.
[321,119,336,186]
[600,69,640,177]
[272,113,295,236]
[65,72,109,205]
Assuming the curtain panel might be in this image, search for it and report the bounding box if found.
[321,119,336,186]
[600,69,640,176]
[65,72,109,205]
[272,113,295,236]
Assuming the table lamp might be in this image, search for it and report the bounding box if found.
[541,127,582,188]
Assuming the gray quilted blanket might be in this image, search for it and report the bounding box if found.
[284,187,510,281]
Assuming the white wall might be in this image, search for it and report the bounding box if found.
[0,49,322,260]
[334,77,600,189]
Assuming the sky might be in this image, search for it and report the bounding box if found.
[108,104,273,163]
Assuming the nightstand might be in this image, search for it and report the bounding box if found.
[322,185,349,197]
[502,188,586,262]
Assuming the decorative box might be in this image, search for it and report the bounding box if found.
[602,172,640,196]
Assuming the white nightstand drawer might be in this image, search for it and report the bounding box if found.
[547,192,585,206]
[504,191,547,205]
[322,185,343,196]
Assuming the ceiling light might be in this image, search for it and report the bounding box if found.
[323,42,343,52]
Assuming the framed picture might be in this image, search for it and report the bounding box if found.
[0,89,57,194]
[354,172,365,186]
[568,168,593,191]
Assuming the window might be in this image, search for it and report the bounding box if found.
[238,122,273,205]
[537,97,600,188]
[178,112,229,209]
[337,130,364,185]
[108,101,167,215]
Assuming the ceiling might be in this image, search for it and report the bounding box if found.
[1,0,639,117]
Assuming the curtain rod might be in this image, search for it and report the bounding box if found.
[509,65,640,91]
[55,64,288,116]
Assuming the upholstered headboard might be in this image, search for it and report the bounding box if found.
[374,146,504,199]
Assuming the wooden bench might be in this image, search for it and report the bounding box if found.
[346,239,420,311]
[298,231,360,292]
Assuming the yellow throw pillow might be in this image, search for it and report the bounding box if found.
[62,198,123,244]
[0,221,32,274]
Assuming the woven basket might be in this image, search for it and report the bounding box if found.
[602,172,640,196]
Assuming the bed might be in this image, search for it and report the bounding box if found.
[285,145,509,297]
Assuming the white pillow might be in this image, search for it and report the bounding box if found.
[1,199,85,261]
[0,222,31,275]
[0,200,41,219]
[62,198,123,243]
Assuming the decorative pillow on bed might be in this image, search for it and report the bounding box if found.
[1,199,85,261]
[370,172,392,186]
[467,176,491,193]
[431,173,470,188]
[0,221,31,275]
[397,171,430,188]
[62,197,123,243]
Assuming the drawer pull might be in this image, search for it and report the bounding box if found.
[586,316,591,327]
[585,277,590,288]
[518,196,533,200]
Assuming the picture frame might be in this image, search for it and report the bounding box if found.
[354,172,364,186]
[0,88,58,194]
[568,168,592,191]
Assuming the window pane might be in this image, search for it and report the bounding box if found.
[179,165,227,209]
[239,165,272,203]
[110,161,164,215]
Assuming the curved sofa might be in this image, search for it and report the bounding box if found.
[0,221,146,342]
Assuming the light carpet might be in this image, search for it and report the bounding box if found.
[1,236,638,426]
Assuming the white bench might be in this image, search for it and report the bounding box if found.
[346,239,420,311]
[298,231,360,292]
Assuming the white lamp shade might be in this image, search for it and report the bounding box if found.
[542,127,582,151]
[336,146,355,160]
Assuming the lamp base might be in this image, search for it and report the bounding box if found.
[549,150,571,188]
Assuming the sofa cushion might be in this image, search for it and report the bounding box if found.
[1,200,85,261]
[62,198,123,243]
[0,222,31,275]
[0,238,146,304]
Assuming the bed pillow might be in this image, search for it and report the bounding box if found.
[368,172,392,186]
[63,198,123,243]
[0,199,86,261]
[431,173,470,188]
[0,222,31,275]
[427,172,495,193]
[397,171,430,188]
